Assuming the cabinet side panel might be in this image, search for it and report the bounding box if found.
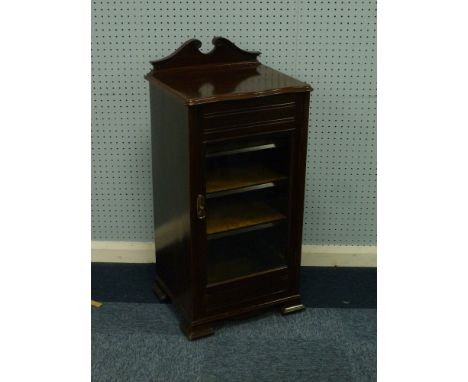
[149,84,191,318]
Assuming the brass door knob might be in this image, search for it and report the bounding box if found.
[196,194,206,220]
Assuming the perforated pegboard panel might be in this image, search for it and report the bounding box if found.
[92,0,376,245]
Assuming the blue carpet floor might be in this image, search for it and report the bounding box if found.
[92,265,376,382]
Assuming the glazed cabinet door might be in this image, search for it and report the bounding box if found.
[190,93,309,317]
[199,130,299,314]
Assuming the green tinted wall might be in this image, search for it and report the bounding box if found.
[92,0,376,245]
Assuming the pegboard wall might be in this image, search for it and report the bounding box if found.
[92,0,376,245]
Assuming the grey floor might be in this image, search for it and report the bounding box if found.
[92,302,376,381]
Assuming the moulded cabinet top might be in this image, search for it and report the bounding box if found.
[145,37,312,106]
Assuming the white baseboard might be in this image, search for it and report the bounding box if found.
[91,241,156,263]
[301,245,376,267]
[92,241,376,267]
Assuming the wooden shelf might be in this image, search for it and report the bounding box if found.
[206,199,286,235]
[207,249,285,285]
[207,226,287,284]
[206,142,278,158]
[206,163,287,194]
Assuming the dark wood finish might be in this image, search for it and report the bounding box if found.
[150,37,260,72]
[149,85,192,320]
[201,93,297,130]
[145,37,311,105]
[206,162,287,194]
[204,268,289,312]
[180,320,214,341]
[152,280,168,302]
[146,37,312,339]
[206,198,286,235]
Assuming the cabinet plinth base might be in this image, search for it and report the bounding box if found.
[152,280,168,302]
[180,321,214,341]
[281,303,305,315]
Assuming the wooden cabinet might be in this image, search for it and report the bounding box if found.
[145,37,312,339]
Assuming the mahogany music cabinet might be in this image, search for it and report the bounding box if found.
[145,37,312,339]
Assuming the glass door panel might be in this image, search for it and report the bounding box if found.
[206,224,287,284]
[204,133,291,285]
